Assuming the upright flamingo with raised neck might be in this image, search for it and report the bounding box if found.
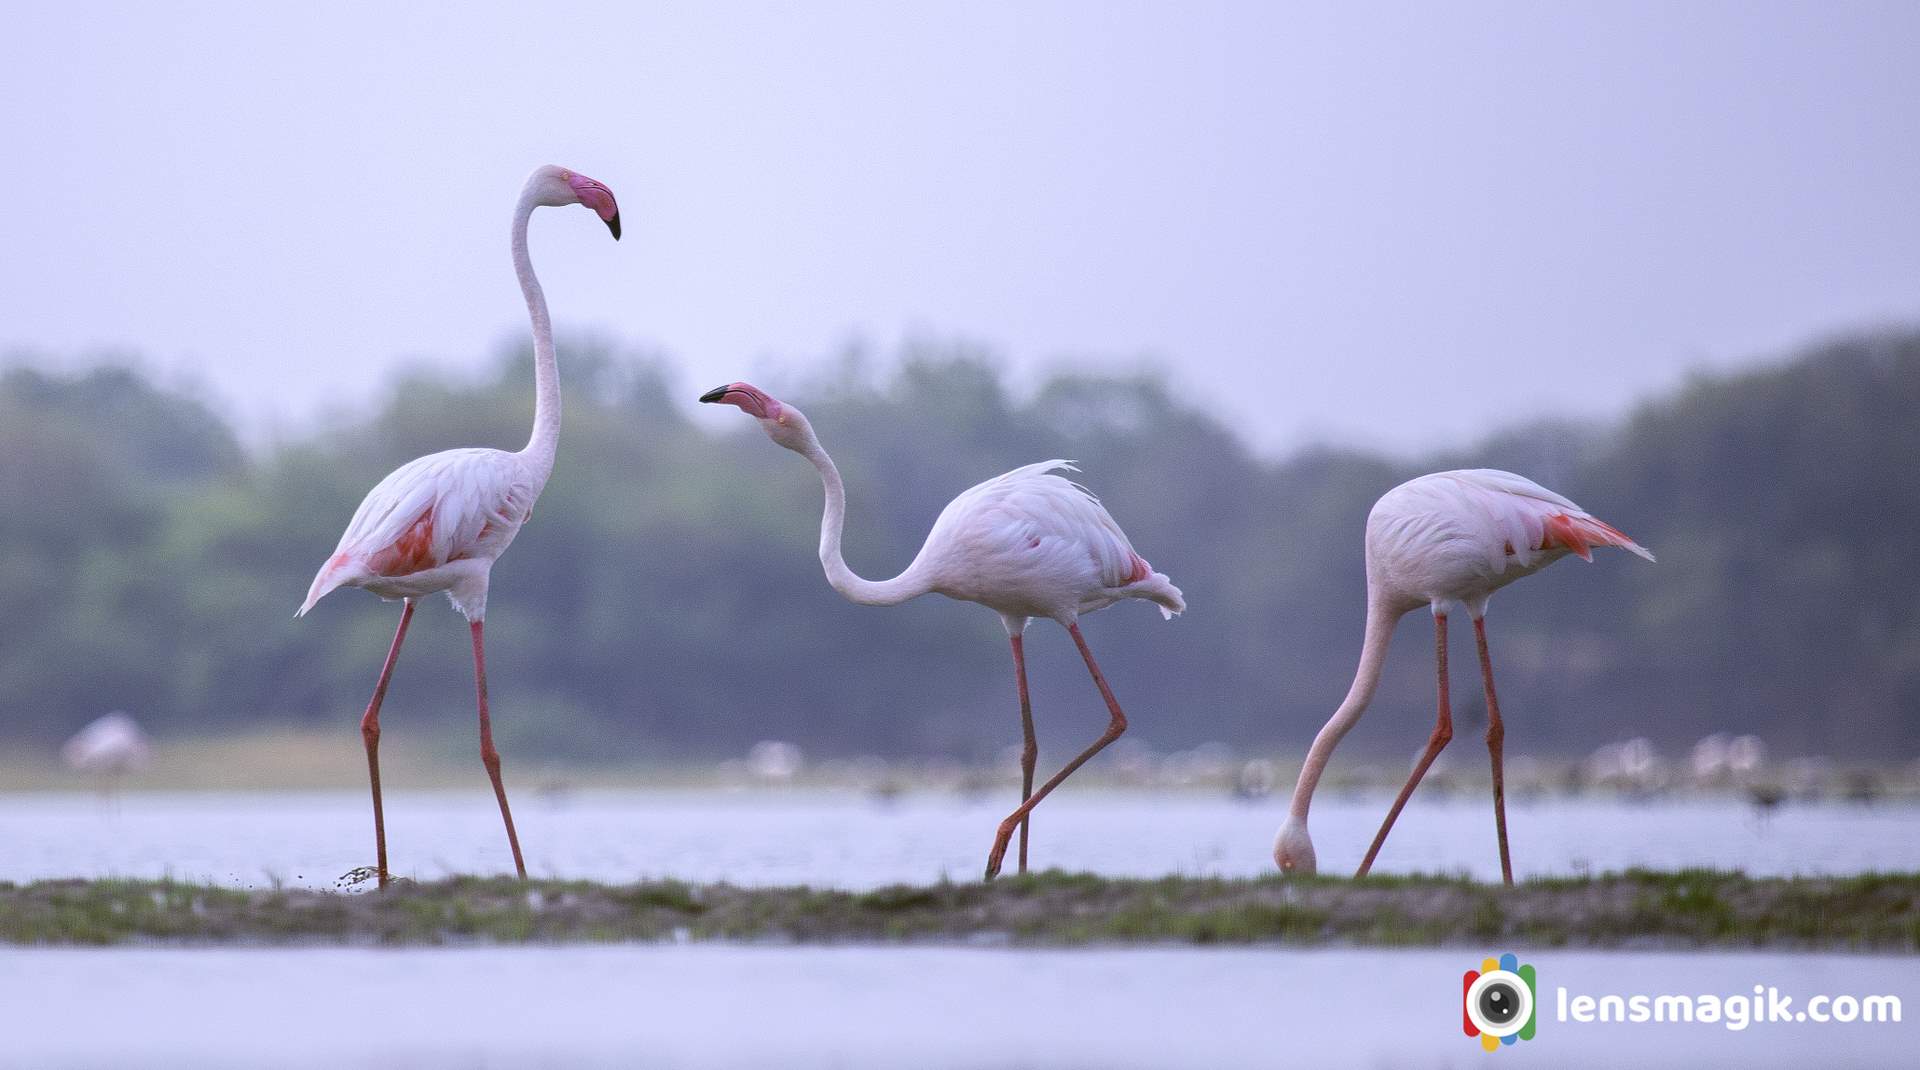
[298,164,620,886]
[1274,469,1653,884]
[701,382,1185,879]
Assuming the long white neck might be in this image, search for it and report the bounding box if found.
[512,191,560,487]
[1286,589,1402,822]
[800,436,932,607]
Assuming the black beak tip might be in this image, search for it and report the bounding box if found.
[606,214,622,241]
[699,386,729,404]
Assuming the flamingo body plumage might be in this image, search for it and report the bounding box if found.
[1276,468,1652,884]
[1365,469,1653,617]
[908,459,1184,627]
[300,447,538,620]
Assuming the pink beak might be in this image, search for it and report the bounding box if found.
[568,173,621,240]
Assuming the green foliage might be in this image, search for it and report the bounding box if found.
[2,329,1917,759]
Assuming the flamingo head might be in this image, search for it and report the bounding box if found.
[526,164,621,240]
[1273,818,1318,876]
[700,381,812,451]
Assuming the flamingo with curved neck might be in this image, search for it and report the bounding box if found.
[804,432,935,606]
[702,381,1185,878]
[298,164,620,886]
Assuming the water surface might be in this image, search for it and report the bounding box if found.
[5,946,1909,1068]
[1,789,1911,889]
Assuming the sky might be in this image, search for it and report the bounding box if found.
[3,2,1918,455]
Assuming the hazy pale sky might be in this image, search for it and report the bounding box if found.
[4,2,1917,453]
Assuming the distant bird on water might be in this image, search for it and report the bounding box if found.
[298,165,620,887]
[63,711,151,787]
[1274,469,1653,885]
[701,383,1184,879]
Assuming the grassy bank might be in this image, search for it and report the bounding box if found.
[4,870,1917,949]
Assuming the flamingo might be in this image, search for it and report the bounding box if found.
[699,382,1185,879]
[62,712,152,795]
[297,164,620,887]
[1273,469,1653,885]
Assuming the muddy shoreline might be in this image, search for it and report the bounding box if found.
[4,870,1916,949]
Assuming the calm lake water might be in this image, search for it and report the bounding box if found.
[5,946,1911,1068]
[5,791,1915,1067]
[0,788,1914,888]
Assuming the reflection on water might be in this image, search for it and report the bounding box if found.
[0,789,1913,889]
[4,946,1910,1068]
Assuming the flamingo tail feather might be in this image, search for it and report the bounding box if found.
[1543,513,1655,564]
[1130,571,1186,620]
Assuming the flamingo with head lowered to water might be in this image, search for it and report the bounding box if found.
[1273,469,1653,885]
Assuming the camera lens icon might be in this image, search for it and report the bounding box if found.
[1468,971,1530,1034]
[1462,954,1537,1050]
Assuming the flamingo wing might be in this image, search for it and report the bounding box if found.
[1436,469,1655,572]
[934,460,1155,589]
[300,449,536,613]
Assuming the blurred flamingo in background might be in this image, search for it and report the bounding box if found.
[701,382,1184,879]
[297,165,620,887]
[1273,469,1653,885]
[62,711,151,796]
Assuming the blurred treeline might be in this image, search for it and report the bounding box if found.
[3,329,1916,762]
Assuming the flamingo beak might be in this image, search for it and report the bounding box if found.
[700,383,772,418]
[568,173,621,240]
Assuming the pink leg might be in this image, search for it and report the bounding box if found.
[1475,617,1514,886]
[1010,635,1037,874]
[1356,613,1453,877]
[470,620,527,878]
[361,599,415,889]
[985,622,1127,880]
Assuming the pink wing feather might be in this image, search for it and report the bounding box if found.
[1434,469,1654,572]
